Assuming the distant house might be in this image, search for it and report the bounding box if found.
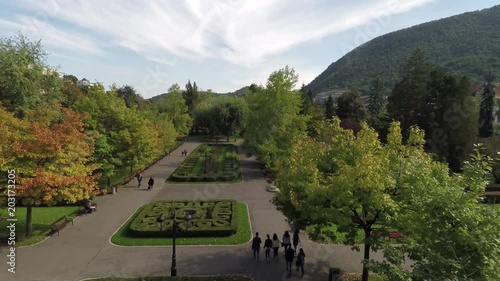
[77,78,98,87]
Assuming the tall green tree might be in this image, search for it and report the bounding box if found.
[116,85,141,109]
[478,73,496,138]
[274,119,499,281]
[211,96,248,141]
[192,95,247,141]
[325,95,335,120]
[159,84,192,138]
[388,49,431,132]
[0,34,64,117]
[425,71,479,171]
[183,80,199,112]
[336,90,366,121]
[299,83,314,115]
[274,120,426,281]
[368,78,385,116]
[244,66,307,169]
[377,146,500,281]
[74,85,162,183]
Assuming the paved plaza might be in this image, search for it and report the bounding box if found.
[0,139,394,281]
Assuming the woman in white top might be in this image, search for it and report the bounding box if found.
[282,230,291,252]
[272,233,280,259]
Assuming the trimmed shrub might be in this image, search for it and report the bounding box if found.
[169,144,241,182]
[129,200,239,238]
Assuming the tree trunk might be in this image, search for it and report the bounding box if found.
[107,176,111,187]
[362,228,371,281]
[26,204,33,237]
[227,135,230,142]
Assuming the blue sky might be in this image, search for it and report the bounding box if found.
[0,0,498,98]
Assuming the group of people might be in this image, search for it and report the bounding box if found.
[251,230,305,277]
[136,173,155,190]
[181,149,188,156]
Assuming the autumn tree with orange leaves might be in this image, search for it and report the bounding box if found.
[13,104,100,237]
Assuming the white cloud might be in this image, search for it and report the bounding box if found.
[145,56,177,66]
[0,15,102,55]
[5,0,434,65]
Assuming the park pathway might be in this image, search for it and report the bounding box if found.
[1,138,394,281]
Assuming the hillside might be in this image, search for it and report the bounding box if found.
[307,5,500,95]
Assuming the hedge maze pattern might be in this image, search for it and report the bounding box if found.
[170,144,241,182]
[129,200,238,238]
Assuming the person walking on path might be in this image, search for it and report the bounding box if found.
[264,234,272,260]
[282,231,291,252]
[251,232,262,262]
[285,245,295,275]
[147,177,154,190]
[136,173,143,188]
[296,248,306,277]
[272,233,280,260]
[292,230,300,252]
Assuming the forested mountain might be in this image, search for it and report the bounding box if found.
[307,5,500,95]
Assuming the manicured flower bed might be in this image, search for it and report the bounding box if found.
[129,200,238,238]
[169,144,241,182]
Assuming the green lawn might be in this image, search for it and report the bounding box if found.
[87,276,253,281]
[306,224,402,244]
[306,224,364,244]
[0,206,80,246]
[111,202,251,246]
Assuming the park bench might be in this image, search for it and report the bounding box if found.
[80,200,98,215]
[50,216,74,236]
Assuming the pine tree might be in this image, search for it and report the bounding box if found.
[368,78,385,116]
[478,73,496,138]
[388,49,431,132]
[325,95,335,120]
[183,80,199,112]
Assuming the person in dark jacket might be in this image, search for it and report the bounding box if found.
[148,177,154,190]
[251,232,262,262]
[292,230,300,252]
[137,173,143,188]
[264,234,272,260]
[285,245,295,274]
[296,248,306,277]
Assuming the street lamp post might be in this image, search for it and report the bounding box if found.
[157,211,192,277]
[204,150,207,175]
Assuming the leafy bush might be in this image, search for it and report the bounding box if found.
[129,200,239,238]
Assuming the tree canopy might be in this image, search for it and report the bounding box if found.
[273,119,499,281]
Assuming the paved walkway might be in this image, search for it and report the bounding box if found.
[1,139,399,281]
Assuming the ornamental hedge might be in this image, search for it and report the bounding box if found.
[169,144,241,182]
[129,200,238,238]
